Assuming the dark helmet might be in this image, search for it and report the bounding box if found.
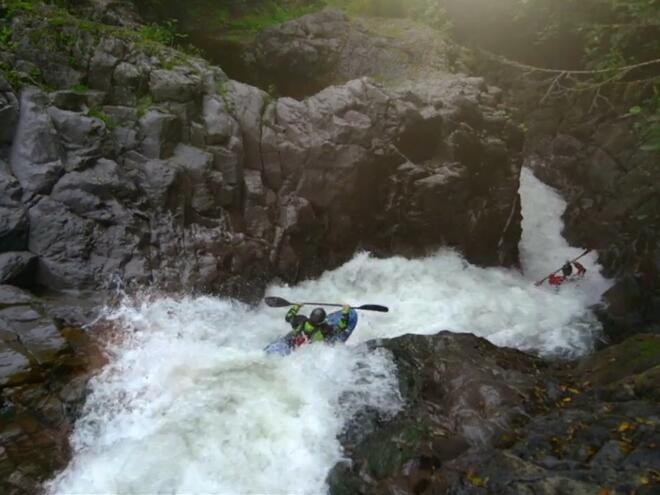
[562,262,573,277]
[309,308,327,326]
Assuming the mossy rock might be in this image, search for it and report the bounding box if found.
[633,364,660,401]
[355,420,429,479]
[576,334,660,386]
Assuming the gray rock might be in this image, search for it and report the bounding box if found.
[28,197,94,289]
[103,105,138,125]
[113,126,138,153]
[136,158,182,210]
[113,62,144,95]
[0,165,22,206]
[149,69,200,103]
[16,320,69,366]
[9,88,64,195]
[226,81,268,170]
[0,252,37,288]
[0,285,34,306]
[139,110,182,159]
[0,341,31,386]
[0,206,28,252]
[171,144,220,214]
[48,107,110,171]
[50,89,107,112]
[244,169,265,205]
[89,37,126,91]
[0,304,41,323]
[52,158,136,202]
[202,95,239,145]
[0,88,19,144]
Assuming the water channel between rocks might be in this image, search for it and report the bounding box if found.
[46,168,612,494]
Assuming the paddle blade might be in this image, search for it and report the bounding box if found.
[264,296,292,308]
[356,304,389,312]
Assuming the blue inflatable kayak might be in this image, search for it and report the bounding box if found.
[264,309,359,356]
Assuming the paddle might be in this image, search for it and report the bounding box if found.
[534,249,592,286]
[264,296,389,313]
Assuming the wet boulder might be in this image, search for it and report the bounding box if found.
[329,332,558,494]
[0,340,31,387]
[0,286,97,495]
[330,333,660,495]
[27,197,95,289]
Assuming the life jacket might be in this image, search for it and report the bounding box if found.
[549,274,564,286]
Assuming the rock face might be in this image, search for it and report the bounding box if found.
[329,332,660,495]
[0,5,523,297]
[0,285,99,494]
[248,9,453,98]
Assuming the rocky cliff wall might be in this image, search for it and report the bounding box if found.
[0,5,524,299]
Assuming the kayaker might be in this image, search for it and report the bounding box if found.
[285,303,351,346]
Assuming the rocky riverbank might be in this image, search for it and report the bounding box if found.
[329,332,660,495]
[0,285,101,494]
[0,1,658,493]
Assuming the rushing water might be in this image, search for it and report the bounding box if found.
[47,168,612,494]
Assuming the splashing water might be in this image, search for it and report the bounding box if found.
[47,168,612,494]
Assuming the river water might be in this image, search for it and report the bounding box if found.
[46,168,612,494]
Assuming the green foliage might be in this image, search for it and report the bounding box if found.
[139,20,183,46]
[87,107,116,129]
[628,85,660,152]
[136,95,153,118]
[0,64,21,89]
[71,83,89,94]
[327,0,452,33]
[511,0,660,70]
[0,24,13,49]
[0,60,44,90]
[225,1,319,32]
[3,0,38,17]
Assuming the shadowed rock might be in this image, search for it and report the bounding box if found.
[329,333,660,495]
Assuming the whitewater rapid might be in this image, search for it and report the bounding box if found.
[47,168,612,494]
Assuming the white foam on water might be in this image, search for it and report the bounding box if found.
[47,296,401,494]
[48,167,612,494]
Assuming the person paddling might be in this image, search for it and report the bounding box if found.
[285,303,351,346]
[545,260,588,286]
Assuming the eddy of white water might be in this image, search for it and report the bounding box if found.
[48,168,612,494]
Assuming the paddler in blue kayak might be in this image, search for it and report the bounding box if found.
[285,303,351,346]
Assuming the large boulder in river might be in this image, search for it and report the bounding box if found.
[329,332,660,495]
